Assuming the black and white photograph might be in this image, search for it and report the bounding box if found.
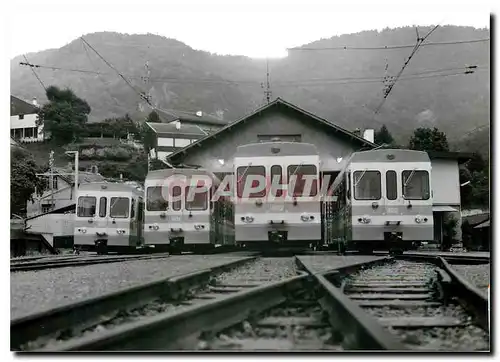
[4,0,492,354]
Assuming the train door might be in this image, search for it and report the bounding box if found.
[384,169,399,215]
[169,182,184,229]
[137,197,144,244]
[129,197,138,246]
[96,195,109,237]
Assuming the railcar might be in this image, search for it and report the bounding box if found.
[233,141,321,249]
[144,168,235,254]
[74,182,145,254]
[328,148,434,254]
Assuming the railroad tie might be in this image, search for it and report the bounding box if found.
[256,316,328,328]
[377,316,468,328]
[346,287,430,293]
[346,293,433,300]
[355,300,442,308]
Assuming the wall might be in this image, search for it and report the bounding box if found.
[430,159,461,205]
[172,107,360,172]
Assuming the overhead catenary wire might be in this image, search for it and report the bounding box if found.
[23,54,47,92]
[19,61,487,88]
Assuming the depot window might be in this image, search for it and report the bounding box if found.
[287,164,318,197]
[236,165,266,198]
[110,197,130,218]
[353,170,381,200]
[402,170,430,200]
[77,196,96,217]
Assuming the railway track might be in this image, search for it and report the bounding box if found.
[319,256,489,351]
[10,252,173,272]
[12,252,489,352]
[11,256,260,351]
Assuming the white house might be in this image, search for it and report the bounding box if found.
[10,95,44,142]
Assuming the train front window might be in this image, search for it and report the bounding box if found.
[270,165,283,197]
[110,197,130,218]
[77,196,96,217]
[237,165,266,198]
[386,171,397,200]
[287,164,318,197]
[402,170,430,200]
[146,187,168,211]
[185,186,208,211]
[353,170,381,200]
[172,186,182,210]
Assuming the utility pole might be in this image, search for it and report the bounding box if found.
[261,58,272,104]
[49,150,54,211]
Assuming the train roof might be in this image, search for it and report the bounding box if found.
[146,168,220,182]
[235,141,319,157]
[349,149,430,163]
[77,182,143,195]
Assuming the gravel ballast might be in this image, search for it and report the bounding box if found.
[11,255,251,320]
[451,264,490,296]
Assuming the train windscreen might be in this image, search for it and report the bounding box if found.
[353,170,381,200]
[77,196,96,217]
[185,186,208,211]
[402,170,430,200]
[146,187,168,211]
[237,165,266,198]
[110,197,130,218]
[287,164,318,197]
[172,186,182,211]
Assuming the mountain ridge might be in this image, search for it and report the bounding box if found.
[11,25,490,148]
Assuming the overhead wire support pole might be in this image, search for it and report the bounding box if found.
[374,24,440,114]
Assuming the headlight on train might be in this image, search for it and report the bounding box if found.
[357,217,371,224]
[301,214,312,222]
[149,224,160,230]
[415,216,429,223]
[194,224,205,230]
[116,229,127,234]
[78,228,87,233]
[242,216,254,223]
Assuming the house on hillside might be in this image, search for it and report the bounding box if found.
[27,165,105,217]
[153,108,227,133]
[166,97,471,246]
[10,95,45,142]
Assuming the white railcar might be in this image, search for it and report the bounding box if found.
[233,141,321,248]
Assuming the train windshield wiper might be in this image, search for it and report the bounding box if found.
[290,162,304,178]
[404,169,417,188]
[237,163,252,183]
[353,169,367,187]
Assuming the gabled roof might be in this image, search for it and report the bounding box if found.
[52,167,105,185]
[157,108,227,125]
[427,151,474,164]
[167,97,377,163]
[11,95,38,116]
[146,122,207,136]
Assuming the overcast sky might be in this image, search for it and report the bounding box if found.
[5,0,491,59]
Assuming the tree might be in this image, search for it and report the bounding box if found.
[460,153,489,209]
[147,110,160,123]
[374,124,395,145]
[11,148,46,216]
[408,127,449,152]
[38,86,91,145]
